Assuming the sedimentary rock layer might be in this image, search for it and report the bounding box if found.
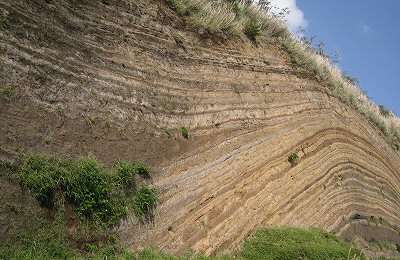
[0,0,399,255]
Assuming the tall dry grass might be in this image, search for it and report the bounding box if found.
[167,0,288,38]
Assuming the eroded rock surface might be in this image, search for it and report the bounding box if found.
[0,0,399,255]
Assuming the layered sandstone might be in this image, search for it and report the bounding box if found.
[0,0,399,255]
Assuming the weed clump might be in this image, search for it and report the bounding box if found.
[17,154,157,228]
[181,127,189,139]
[65,158,126,226]
[288,152,299,166]
[115,161,137,190]
[19,155,64,208]
[133,186,158,222]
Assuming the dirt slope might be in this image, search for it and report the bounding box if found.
[0,0,399,256]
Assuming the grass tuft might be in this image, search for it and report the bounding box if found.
[180,127,189,139]
[288,152,299,166]
[0,85,17,101]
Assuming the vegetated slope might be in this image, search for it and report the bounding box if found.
[0,0,399,257]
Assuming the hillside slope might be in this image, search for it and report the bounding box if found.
[1,0,399,256]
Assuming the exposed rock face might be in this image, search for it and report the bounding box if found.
[0,0,399,256]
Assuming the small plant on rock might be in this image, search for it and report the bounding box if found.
[0,86,16,101]
[180,127,189,139]
[288,152,299,166]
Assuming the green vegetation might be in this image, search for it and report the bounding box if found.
[240,227,365,260]
[15,154,157,228]
[132,161,152,179]
[0,224,366,259]
[115,161,151,189]
[0,85,16,101]
[133,186,158,222]
[181,127,189,139]
[115,161,139,190]
[166,0,400,151]
[65,158,127,226]
[0,212,135,260]
[0,154,158,260]
[132,228,366,259]
[288,152,299,166]
[2,157,368,260]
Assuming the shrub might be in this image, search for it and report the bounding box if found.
[115,161,137,190]
[64,158,127,226]
[288,152,299,166]
[18,154,65,208]
[133,186,158,222]
[16,154,157,228]
[180,127,189,139]
[114,161,150,190]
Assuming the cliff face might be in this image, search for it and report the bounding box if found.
[1,0,399,256]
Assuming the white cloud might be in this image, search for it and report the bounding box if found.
[268,0,308,32]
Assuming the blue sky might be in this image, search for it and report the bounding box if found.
[270,0,400,115]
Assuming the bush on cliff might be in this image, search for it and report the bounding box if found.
[17,154,157,228]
